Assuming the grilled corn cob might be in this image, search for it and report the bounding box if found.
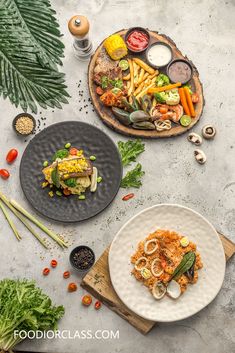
[104,34,128,60]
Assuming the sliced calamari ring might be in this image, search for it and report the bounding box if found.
[140,267,151,279]
[151,258,164,277]
[152,281,166,300]
[144,239,158,255]
[135,257,148,271]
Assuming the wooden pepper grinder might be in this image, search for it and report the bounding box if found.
[68,15,93,60]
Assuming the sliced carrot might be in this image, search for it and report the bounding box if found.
[184,87,196,117]
[178,88,191,116]
[148,82,181,93]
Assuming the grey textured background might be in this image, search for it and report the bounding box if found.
[0,0,234,352]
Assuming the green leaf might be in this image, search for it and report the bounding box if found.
[64,178,77,188]
[172,252,196,280]
[121,163,145,189]
[52,149,69,161]
[0,0,70,112]
[118,139,145,166]
[51,164,60,188]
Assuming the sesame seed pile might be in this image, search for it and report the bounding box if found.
[15,116,34,135]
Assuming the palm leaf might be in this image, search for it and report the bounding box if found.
[0,0,70,113]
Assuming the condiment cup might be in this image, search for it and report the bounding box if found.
[124,27,150,53]
[69,245,95,273]
[146,41,173,69]
[13,113,36,136]
[167,58,193,84]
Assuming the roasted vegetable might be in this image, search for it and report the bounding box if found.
[121,163,145,188]
[154,92,167,104]
[104,34,128,60]
[117,139,145,166]
[112,107,131,126]
[156,73,170,87]
[130,110,150,123]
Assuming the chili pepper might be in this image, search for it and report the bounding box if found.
[82,294,92,306]
[0,169,10,180]
[68,282,77,292]
[43,268,50,276]
[122,193,135,201]
[94,300,101,310]
[6,149,18,164]
[63,271,71,279]
[51,259,58,268]
[69,147,79,156]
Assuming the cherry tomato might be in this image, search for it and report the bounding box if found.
[122,193,134,201]
[0,169,10,180]
[43,268,50,276]
[68,283,77,292]
[63,188,71,196]
[6,149,18,164]
[63,271,71,279]
[96,86,104,95]
[50,259,58,268]
[191,93,199,103]
[69,147,78,156]
[94,300,101,310]
[159,107,168,114]
[82,294,92,306]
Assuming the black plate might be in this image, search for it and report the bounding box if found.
[20,121,122,223]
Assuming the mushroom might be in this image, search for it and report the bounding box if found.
[194,149,207,164]
[187,132,202,146]
[202,125,216,139]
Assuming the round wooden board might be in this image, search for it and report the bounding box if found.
[88,29,204,138]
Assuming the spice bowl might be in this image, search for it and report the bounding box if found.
[13,113,36,136]
[69,245,95,273]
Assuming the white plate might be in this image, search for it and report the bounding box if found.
[109,204,226,322]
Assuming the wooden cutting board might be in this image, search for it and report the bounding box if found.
[88,29,204,138]
[81,232,235,334]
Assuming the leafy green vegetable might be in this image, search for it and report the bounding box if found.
[118,139,145,166]
[112,79,123,89]
[51,164,60,188]
[156,74,170,87]
[0,0,69,113]
[64,178,77,188]
[52,149,69,161]
[0,279,64,351]
[121,163,145,188]
[172,252,196,280]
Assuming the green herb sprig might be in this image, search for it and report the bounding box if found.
[121,163,145,189]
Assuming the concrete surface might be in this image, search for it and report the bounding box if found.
[0,0,235,352]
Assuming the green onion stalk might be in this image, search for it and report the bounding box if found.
[0,201,21,241]
[10,200,67,248]
[0,191,48,249]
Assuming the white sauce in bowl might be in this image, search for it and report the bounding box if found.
[147,43,172,67]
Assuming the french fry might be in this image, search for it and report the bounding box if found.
[133,58,155,75]
[138,68,145,84]
[133,62,139,87]
[134,81,145,96]
[126,80,131,90]
[123,73,130,81]
[136,82,155,100]
[149,71,159,79]
[128,59,135,96]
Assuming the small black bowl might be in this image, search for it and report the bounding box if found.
[146,41,173,69]
[69,245,95,273]
[13,113,36,136]
[124,27,150,54]
[167,58,193,84]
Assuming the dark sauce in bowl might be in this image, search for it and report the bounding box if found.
[70,246,95,272]
[167,59,193,84]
